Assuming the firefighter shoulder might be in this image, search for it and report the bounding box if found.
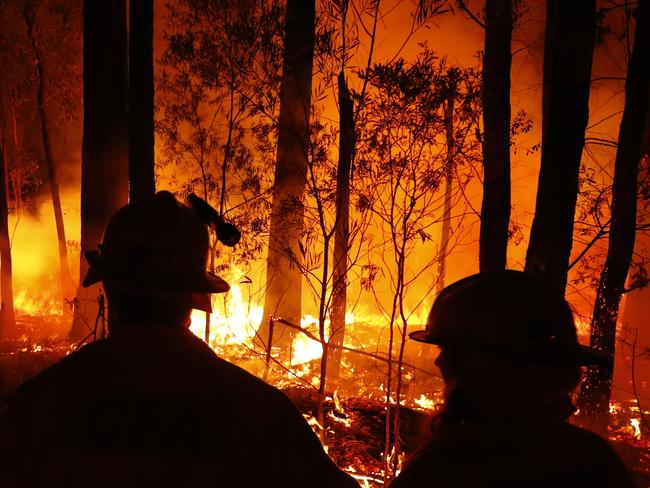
[0,191,358,488]
[391,270,637,488]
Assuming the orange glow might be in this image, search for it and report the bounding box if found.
[14,289,62,316]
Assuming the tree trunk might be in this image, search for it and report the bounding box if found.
[328,72,354,383]
[577,0,650,435]
[260,0,315,347]
[524,0,596,293]
[128,0,155,203]
[23,9,72,305]
[70,0,129,340]
[436,95,455,294]
[0,124,15,342]
[479,0,512,272]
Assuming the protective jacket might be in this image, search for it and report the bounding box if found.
[0,326,358,488]
[390,402,637,488]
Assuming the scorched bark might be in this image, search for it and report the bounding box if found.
[128,0,155,203]
[260,0,315,345]
[70,0,128,340]
[578,0,650,434]
[525,0,597,293]
[479,0,512,273]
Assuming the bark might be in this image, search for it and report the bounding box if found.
[328,72,354,383]
[128,0,155,203]
[0,127,15,342]
[436,95,455,294]
[70,0,129,340]
[479,0,512,272]
[260,0,315,346]
[578,0,650,434]
[23,9,72,305]
[524,0,597,293]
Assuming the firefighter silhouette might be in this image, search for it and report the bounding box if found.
[0,191,357,488]
[391,270,637,488]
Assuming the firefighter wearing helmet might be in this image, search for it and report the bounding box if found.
[391,270,636,488]
[0,191,357,488]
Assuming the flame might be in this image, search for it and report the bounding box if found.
[14,289,62,316]
[413,393,436,410]
[186,278,326,368]
[630,418,642,439]
[189,283,262,346]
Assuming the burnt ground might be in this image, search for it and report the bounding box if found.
[284,387,650,488]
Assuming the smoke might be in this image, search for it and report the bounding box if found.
[10,185,80,322]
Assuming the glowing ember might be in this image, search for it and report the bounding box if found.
[609,402,622,415]
[630,418,642,439]
[413,394,436,411]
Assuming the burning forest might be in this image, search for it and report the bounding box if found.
[1,0,650,486]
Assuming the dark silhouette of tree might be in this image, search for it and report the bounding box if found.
[328,0,381,385]
[328,72,354,383]
[261,0,315,344]
[435,79,457,293]
[70,0,128,340]
[578,0,650,434]
[22,3,72,306]
[0,101,15,342]
[525,0,597,293]
[479,0,511,272]
[128,0,155,203]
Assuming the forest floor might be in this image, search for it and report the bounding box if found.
[284,386,650,488]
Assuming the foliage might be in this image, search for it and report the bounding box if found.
[0,0,80,209]
[156,0,284,266]
[356,48,481,281]
[354,46,482,479]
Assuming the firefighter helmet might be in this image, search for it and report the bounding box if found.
[409,270,606,365]
[82,191,230,312]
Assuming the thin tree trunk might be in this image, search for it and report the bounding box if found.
[70,0,129,340]
[260,0,315,347]
[0,109,15,342]
[23,9,71,305]
[525,0,596,293]
[128,0,155,203]
[479,0,512,272]
[436,96,455,294]
[578,0,650,435]
[328,72,354,383]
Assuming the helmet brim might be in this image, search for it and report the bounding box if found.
[82,250,230,311]
[409,329,608,366]
[409,329,440,344]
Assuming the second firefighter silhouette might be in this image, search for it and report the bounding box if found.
[391,270,636,488]
[0,191,358,488]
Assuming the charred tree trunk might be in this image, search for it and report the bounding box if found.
[128,0,155,203]
[436,95,455,294]
[70,0,129,340]
[260,0,315,347]
[328,72,355,383]
[578,0,650,434]
[479,0,512,272]
[524,0,596,293]
[23,9,72,306]
[0,125,15,342]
